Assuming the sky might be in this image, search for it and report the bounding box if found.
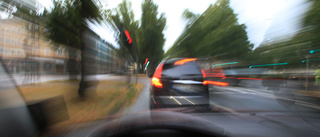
[36,0,311,51]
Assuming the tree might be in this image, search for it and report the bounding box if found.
[107,0,166,75]
[110,0,139,61]
[106,0,140,84]
[139,0,166,74]
[166,0,252,61]
[249,0,320,69]
[46,0,102,97]
[302,0,320,50]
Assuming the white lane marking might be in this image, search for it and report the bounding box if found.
[295,102,320,110]
[211,102,240,115]
[240,89,320,110]
[170,96,182,105]
[151,95,156,104]
[213,87,253,94]
[181,96,195,105]
[242,88,272,93]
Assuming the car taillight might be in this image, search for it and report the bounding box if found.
[152,63,164,88]
[174,58,197,65]
[203,80,208,85]
[201,69,206,79]
[203,80,229,87]
[152,77,163,88]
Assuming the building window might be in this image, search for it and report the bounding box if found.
[5,38,9,45]
[57,48,64,55]
[11,38,15,45]
[45,48,50,55]
[0,48,3,53]
[17,27,22,34]
[16,50,21,56]
[29,24,32,30]
[5,49,10,55]
[0,37,3,44]
[11,50,14,55]
[11,27,15,34]
[16,38,21,45]
[5,28,9,34]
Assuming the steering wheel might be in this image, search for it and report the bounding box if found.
[90,111,231,137]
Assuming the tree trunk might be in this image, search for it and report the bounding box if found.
[78,30,98,98]
[67,49,79,80]
[78,36,86,97]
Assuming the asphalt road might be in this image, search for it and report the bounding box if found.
[123,77,320,136]
[126,77,320,113]
[210,85,320,113]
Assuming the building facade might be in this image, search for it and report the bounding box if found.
[0,16,123,76]
[0,16,78,75]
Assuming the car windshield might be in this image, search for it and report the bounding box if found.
[162,61,202,78]
[1,0,320,136]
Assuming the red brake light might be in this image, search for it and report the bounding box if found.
[152,77,163,88]
[203,80,229,87]
[201,69,206,78]
[152,63,164,88]
[153,63,164,78]
[174,58,197,65]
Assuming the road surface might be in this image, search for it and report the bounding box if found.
[127,78,320,113]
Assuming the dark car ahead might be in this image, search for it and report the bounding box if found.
[150,58,209,109]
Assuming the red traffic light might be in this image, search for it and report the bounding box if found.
[145,58,148,65]
[125,30,132,44]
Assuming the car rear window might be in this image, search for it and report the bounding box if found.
[161,61,202,78]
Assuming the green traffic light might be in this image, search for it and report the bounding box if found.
[145,61,150,67]
[249,63,288,68]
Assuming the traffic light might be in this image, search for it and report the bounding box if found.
[145,61,150,67]
[145,58,148,65]
[124,30,132,45]
[310,49,320,54]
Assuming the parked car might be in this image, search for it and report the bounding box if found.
[149,58,209,109]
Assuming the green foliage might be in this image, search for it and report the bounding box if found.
[250,0,320,69]
[46,0,102,49]
[303,0,320,49]
[107,0,167,73]
[139,0,166,72]
[45,0,103,97]
[166,0,252,60]
[107,0,139,60]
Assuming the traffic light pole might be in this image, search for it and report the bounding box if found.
[124,29,139,85]
[306,55,309,91]
[135,45,139,84]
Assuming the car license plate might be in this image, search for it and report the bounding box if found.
[172,84,192,90]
